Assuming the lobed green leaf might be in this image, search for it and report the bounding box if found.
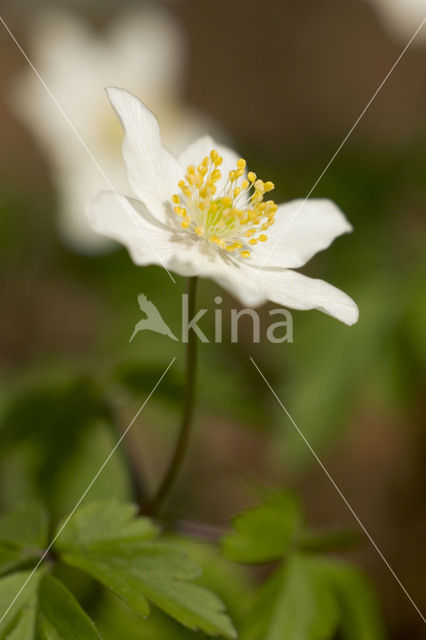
[241,554,339,640]
[0,570,102,639]
[222,492,301,564]
[57,501,236,638]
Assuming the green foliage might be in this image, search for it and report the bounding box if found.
[56,501,236,638]
[36,574,102,639]
[222,492,301,564]
[0,570,41,638]
[241,555,339,640]
[0,502,237,638]
[0,504,48,550]
[0,504,48,576]
[56,501,157,548]
[0,379,103,507]
[222,494,386,640]
[0,571,101,639]
[322,561,386,640]
[170,538,254,628]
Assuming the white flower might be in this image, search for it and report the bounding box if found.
[368,0,426,44]
[88,89,359,326]
[10,7,218,253]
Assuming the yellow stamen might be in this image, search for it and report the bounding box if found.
[172,151,277,257]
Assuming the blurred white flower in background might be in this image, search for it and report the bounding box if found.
[368,0,426,44]
[11,6,218,253]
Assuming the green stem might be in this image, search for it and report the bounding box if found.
[145,277,198,515]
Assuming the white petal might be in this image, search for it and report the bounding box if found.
[87,191,259,296]
[165,243,267,306]
[87,191,177,267]
[106,88,183,223]
[178,136,242,195]
[242,266,359,325]
[247,199,353,269]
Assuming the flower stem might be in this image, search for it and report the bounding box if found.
[145,276,198,515]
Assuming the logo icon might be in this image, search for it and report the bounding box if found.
[129,294,178,342]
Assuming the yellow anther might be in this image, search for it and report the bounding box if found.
[175,150,277,256]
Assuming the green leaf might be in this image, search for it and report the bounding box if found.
[222,492,301,564]
[0,570,41,638]
[94,592,201,640]
[174,538,254,627]
[0,571,102,639]
[64,539,236,638]
[0,504,48,576]
[323,561,386,640]
[37,574,102,639]
[57,501,236,638]
[241,554,339,640]
[56,501,157,548]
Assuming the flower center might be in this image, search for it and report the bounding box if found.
[171,150,278,258]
